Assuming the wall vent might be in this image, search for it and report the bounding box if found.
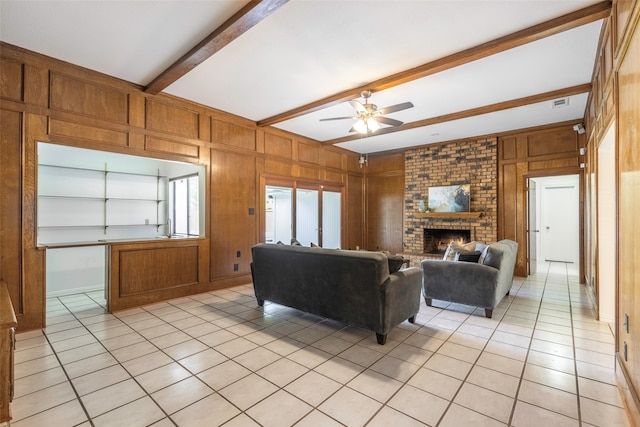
[552,97,569,108]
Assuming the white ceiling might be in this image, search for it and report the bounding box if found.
[0,0,604,154]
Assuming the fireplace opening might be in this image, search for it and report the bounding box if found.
[424,228,471,255]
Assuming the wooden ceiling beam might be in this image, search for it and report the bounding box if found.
[257,1,611,127]
[144,0,289,95]
[320,83,592,145]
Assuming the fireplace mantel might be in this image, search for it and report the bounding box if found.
[414,212,482,219]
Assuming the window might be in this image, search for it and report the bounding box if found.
[171,174,199,237]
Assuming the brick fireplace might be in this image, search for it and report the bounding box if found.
[424,228,471,255]
[403,138,498,265]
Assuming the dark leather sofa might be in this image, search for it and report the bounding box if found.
[250,243,422,344]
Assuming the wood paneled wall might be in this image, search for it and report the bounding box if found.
[588,1,640,424]
[365,153,405,254]
[0,43,363,330]
[497,124,584,278]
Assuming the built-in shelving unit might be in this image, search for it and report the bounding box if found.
[414,211,482,218]
[37,163,169,244]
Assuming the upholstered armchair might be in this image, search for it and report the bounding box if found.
[421,239,518,318]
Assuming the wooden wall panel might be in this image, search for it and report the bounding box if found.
[0,110,23,311]
[298,141,320,164]
[210,150,257,280]
[528,157,579,171]
[212,119,256,151]
[501,137,517,160]
[24,64,49,107]
[324,150,344,170]
[49,119,128,147]
[146,99,199,139]
[264,132,293,159]
[0,58,23,102]
[323,170,343,184]
[49,72,128,123]
[616,12,640,424]
[119,246,199,295]
[145,136,200,159]
[366,174,404,253]
[264,159,293,176]
[109,239,208,312]
[366,154,405,254]
[297,165,321,181]
[616,0,635,54]
[527,129,578,157]
[346,173,364,250]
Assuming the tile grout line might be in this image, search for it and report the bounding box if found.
[506,261,551,426]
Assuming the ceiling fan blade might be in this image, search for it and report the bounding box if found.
[349,100,367,113]
[378,102,414,115]
[376,116,404,127]
[319,116,357,122]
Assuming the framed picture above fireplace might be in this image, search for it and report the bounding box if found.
[428,184,470,212]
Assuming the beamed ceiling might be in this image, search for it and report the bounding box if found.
[0,0,609,153]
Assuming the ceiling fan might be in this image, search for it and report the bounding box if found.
[320,90,414,134]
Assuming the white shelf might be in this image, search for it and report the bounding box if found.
[38,163,169,243]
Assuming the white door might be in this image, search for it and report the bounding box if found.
[541,177,579,263]
[527,179,538,274]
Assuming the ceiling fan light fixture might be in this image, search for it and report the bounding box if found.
[353,119,368,134]
[366,117,380,132]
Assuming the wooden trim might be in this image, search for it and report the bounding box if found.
[144,0,289,95]
[322,84,592,146]
[258,2,611,127]
[616,354,640,427]
[413,212,482,219]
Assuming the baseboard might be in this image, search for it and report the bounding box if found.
[615,353,640,427]
[599,313,616,324]
[46,284,104,298]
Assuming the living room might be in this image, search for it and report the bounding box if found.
[1,1,639,426]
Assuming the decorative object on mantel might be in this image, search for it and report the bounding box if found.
[428,184,470,212]
[417,199,433,213]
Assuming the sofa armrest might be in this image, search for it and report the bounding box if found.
[422,260,500,309]
[380,267,422,333]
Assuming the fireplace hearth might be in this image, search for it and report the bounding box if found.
[424,228,471,255]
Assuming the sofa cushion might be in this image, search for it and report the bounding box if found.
[291,238,302,246]
[482,245,504,269]
[455,250,482,263]
[387,255,405,273]
[443,241,477,261]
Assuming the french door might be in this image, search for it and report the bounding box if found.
[263,179,343,248]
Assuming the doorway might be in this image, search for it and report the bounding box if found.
[527,175,580,274]
[264,181,343,248]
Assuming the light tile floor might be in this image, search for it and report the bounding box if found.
[4,262,632,426]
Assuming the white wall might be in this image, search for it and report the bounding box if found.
[46,246,105,297]
[597,124,616,323]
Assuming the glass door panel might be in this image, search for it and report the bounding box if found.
[296,188,318,246]
[322,190,341,249]
[265,185,292,244]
